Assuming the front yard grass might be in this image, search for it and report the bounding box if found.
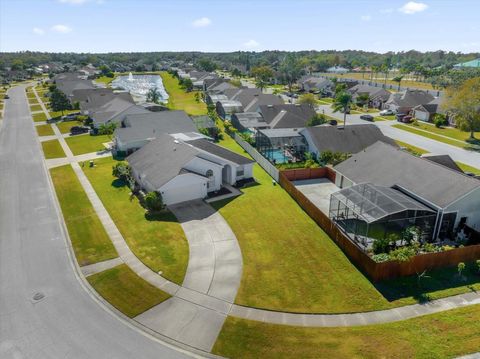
[395,140,429,156]
[82,157,189,284]
[457,162,480,175]
[57,120,83,134]
[214,132,480,313]
[407,121,480,143]
[160,72,207,116]
[50,165,117,266]
[65,134,111,155]
[87,264,170,318]
[41,139,66,159]
[213,304,480,359]
[32,112,48,122]
[36,124,54,136]
[29,104,42,112]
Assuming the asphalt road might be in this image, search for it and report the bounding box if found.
[0,85,195,359]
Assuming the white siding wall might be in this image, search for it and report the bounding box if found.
[159,174,207,205]
[444,187,480,231]
[184,157,223,191]
[334,173,354,189]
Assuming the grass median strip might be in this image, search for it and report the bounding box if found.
[32,112,48,122]
[87,264,170,318]
[213,304,480,359]
[83,157,189,284]
[41,139,66,159]
[50,165,118,266]
[65,134,111,155]
[36,124,54,136]
[395,140,429,156]
[29,104,43,112]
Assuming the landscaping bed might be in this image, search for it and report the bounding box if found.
[50,165,117,266]
[87,264,170,318]
[82,157,189,284]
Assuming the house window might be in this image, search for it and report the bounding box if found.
[206,169,214,178]
[236,168,244,177]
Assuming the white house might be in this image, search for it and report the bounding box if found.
[127,134,254,205]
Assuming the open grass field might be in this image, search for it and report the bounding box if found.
[82,157,189,284]
[87,264,170,318]
[65,134,111,155]
[41,139,66,159]
[35,124,54,136]
[32,112,48,122]
[57,120,83,134]
[50,165,117,266]
[29,104,43,112]
[393,124,477,150]
[213,304,480,359]
[160,72,208,116]
[213,131,480,313]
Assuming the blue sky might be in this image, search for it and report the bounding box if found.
[1,0,479,53]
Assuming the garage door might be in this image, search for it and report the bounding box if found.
[162,184,206,205]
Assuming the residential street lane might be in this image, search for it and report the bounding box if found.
[0,85,195,359]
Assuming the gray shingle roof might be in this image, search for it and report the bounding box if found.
[348,85,391,101]
[386,90,434,109]
[259,104,316,129]
[127,134,200,189]
[334,141,480,208]
[186,139,254,165]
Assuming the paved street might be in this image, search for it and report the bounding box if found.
[0,85,194,359]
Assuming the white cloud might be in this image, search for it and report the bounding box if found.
[51,24,73,33]
[360,15,372,21]
[243,39,260,50]
[192,17,212,28]
[33,27,45,35]
[399,2,428,14]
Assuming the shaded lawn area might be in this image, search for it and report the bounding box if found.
[49,109,79,118]
[160,72,207,116]
[65,134,111,155]
[82,157,189,284]
[214,133,480,313]
[41,139,66,159]
[36,124,54,136]
[87,264,170,318]
[29,104,42,112]
[50,165,117,266]
[393,124,477,150]
[57,120,83,134]
[213,305,480,359]
[32,112,48,122]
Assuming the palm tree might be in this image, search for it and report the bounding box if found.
[393,75,403,91]
[146,87,161,104]
[332,91,353,126]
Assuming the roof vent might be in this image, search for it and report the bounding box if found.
[174,140,180,144]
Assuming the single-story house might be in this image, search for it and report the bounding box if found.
[231,112,268,132]
[348,84,391,108]
[413,97,443,122]
[258,104,316,129]
[127,134,254,205]
[56,79,96,100]
[299,76,333,94]
[300,124,397,159]
[256,128,307,157]
[203,78,236,93]
[89,97,150,128]
[215,88,284,118]
[384,90,435,114]
[114,110,198,154]
[333,141,480,240]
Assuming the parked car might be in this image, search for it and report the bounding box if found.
[4,94,9,99]
[70,126,90,135]
[360,114,374,121]
[329,119,338,126]
[396,113,407,122]
[380,109,395,116]
[402,115,413,123]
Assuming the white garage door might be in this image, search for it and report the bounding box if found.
[162,184,206,205]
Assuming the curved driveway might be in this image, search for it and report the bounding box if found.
[0,85,196,359]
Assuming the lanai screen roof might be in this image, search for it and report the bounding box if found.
[333,183,435,223]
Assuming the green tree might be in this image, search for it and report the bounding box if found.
[97,122,117,136]
[372,237,390,255]
[356,93,370,107]
[146,87,161,104]
[251,65,274,91]
[280,54,303,93]
[112,162,131,183]
[180,78,193,92]
[457,262,466,278]
[332,91,353,126]
[49,88,72,116]
[306,114,326,127]
[392,75,404,91]
[443,77,480,139]
[197,58,217,72]
[298,93,317,109]
[144,191,164,212]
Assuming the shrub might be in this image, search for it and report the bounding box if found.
[306,114,327,127]
[372,253,390,263]
[433,113,448,128]
[112,162,131,182]
[388,246,416,262]
[372,237,390,255]
[144,191,164,212]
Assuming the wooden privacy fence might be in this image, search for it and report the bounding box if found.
[278,170,480,281]
[233,133,279,182]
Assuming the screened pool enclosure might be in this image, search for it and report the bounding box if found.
[329,183,437,250]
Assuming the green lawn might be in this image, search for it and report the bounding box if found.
[49,109,79,119]
[32,112,48,122]
[28,98,39,105]
[87,264,170,318]
[375,115,396,121]
[213,133,480,313]
[160,72,207,116]
[82,157,189,284]
[393,124,477,150]
[41,139,66,159]
[395,140,429,156]
[57,120,83,134]
[29,104,42,112]
[94,76,116,86]
[457,162,480,175]
[50,165,117,266]
[408,122,480,143]
[65,134,110,155]
[213,305,480,359]
[36,124,54,136]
